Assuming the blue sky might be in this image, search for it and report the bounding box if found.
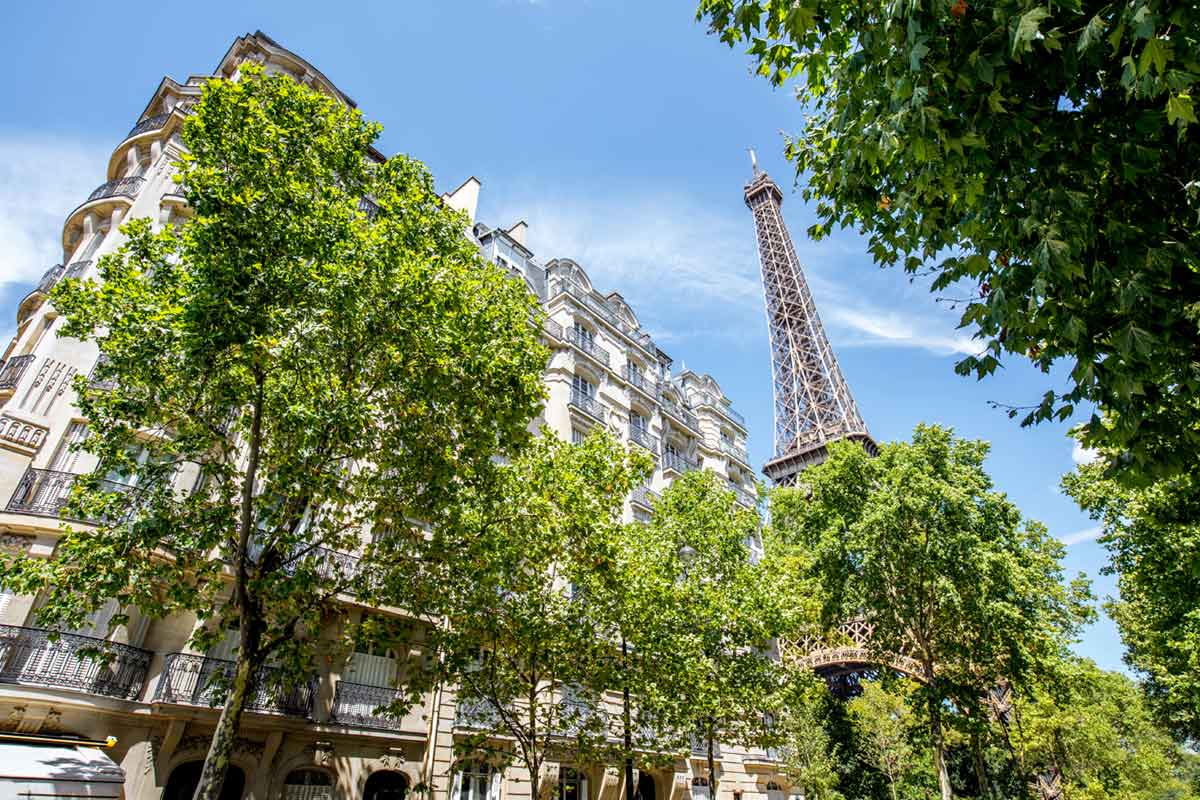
[0,1,1120,670]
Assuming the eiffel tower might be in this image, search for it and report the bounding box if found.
[744,154,875,486]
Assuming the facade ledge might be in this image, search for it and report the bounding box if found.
[106,110,185,181]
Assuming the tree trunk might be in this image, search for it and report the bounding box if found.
[971,729,993,799]
[622,637,634,800]
[192,622,263,800]
[928,695,953,800]
[707,720,718,800]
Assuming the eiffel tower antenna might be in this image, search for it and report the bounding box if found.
[744,166,875,485]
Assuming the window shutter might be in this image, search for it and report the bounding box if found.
[489,769,501,800]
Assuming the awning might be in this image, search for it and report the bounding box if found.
[0,742,123,798]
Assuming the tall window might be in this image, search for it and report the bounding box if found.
[572,374,594,398]
[765,782,784,800]
[284,768,334,800]
[690,777,709,800]
[456,763,497,800]
[559,768,588,800]
[571,428,585,445]
[47,421,88,472]
[573,326,595,348]
[630,413,647,433]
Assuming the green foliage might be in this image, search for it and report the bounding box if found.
[697,0,1200,480]
[1,65,547,799]
[847,681,927,800]
[402,430,652,799]
[771,424,1093,798]
[628,470,782,793]
[1012,659,1199,800]
[1062,460,1200,741]
[771,670,844,800]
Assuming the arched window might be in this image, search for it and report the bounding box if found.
[765,781,784,800]
[285,768,334,800]
[635,772,656,800]
[365,770,408,800]
[163,761,244,800]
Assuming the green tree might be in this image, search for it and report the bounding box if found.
[402,431,652,800]
[1012,659,1198,800]
[847,681,923,800]
[696,0,1200,480]
[1062,460,1200,740]
[772,670,843,800]
[1,66,547,800]
[771,425,1092,800]
[642,470,782,800]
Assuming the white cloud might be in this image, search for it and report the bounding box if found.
[1072,441,1099,465]
[0,136,108,288]
[1059,526,1103,546]
[490,188,980,357]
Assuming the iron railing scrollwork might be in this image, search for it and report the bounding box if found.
[661,398,700,432]
[663,450,698,474]
[628,425,658,453]
[86,177,145,204]
[0,624,151,700]
[569,390,605,422]
[454,696,499,729]
[630,485,659,509]
[624,364,657,395]
[331,680,410,731]
[155,652,316,717]
[63,260,92,281]
[126,113,171,139]
[6,467,135,520]
[0,354,36,392]
[567,327,611,367]
[358,197,380,220]
[33,264,64,295]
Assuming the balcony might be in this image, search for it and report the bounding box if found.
[88,354,117,392]
[6,467,133,520]
[720,439,750,465]
[690,733,722,758]
[331,680,427,734]
[547,276,658,358]
[628,425,658,453]
[126,112,171,140]
[33,264,64,295]
[0,354,36,394]
[630,485,659,510]
[0,624,152,700]
[733,486,757,508]
[63,260,92,281]
[662,451,698,475]
[155,652,317,718]
[569,390,606,423]
[358,197,380,220]
[85,177,144,204]
[542,318,564,340]
[624,364,657,396]
[567,328,611,367]
[693,392,746,429]
[454,696,500,729]
[661,398,699,433]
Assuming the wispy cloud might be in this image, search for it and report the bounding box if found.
[1059,526,1103,546]
[491,187,980,356]
[1072,441,1099,465]
[0,136,108,289]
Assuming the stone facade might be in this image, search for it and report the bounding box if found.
[0,31,783,800]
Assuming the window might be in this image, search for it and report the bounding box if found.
[456,763,497,800]
[571,428,585,445]
[691,777,710,800]
[765,783,784,800]
[284,768,334,800]
[559,768,588,800]
[630,414,647,433]
[572,374,594,398]
[573,326,595,348]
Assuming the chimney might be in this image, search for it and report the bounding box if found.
[442,176,481,222]
[507,220,528,247]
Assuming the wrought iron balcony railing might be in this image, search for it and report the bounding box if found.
[628,425,658,453]
[567,328,611,367]
[331,680,410,732]
[0,354,36,392]
[33,264,64,295]
[6,467,134,520]
[692,391,746,428]
[126,112,171,139]
[88,354,117,392]
[630,485,659,509]
[690,733,723,758]
[0,624,152,700]
[624,364,657,395]
[155,652,317,718]
[63,260,92,281]
[662,451,698,475]
[454,696,500,729]
[542,318,564,340]
[733,486,757,508]
[569,389,606,423]
[547,275,658,359]
[358,197,380,220]
[719,439,750,464]
[661,398,699,432]
[85,177,144,204]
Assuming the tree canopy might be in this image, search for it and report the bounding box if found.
[697,0,1200,481]
[1063,460,1200,741]
[771,425,1093,799]
[1,65,548,800]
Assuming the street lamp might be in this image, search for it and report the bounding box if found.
[677,543,698,567]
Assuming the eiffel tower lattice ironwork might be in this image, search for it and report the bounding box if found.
[743,157,875,486]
